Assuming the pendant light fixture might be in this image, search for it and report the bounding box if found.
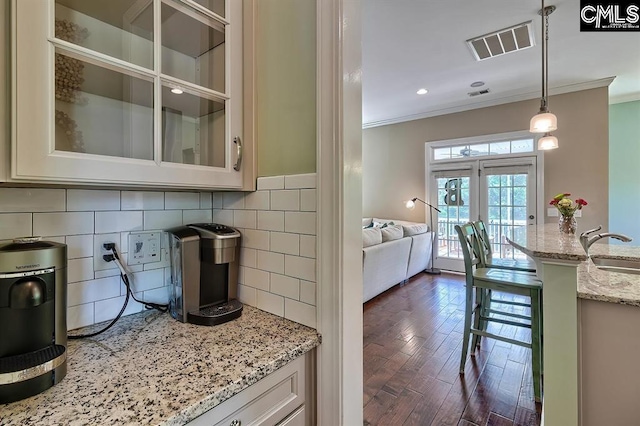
[531,1,558,150]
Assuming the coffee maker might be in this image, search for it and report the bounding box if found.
[0,237,67,403]
[167,223,243,326]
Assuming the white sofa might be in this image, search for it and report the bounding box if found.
[362,217,433,302]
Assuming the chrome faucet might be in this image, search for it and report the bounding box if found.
[579,225,633,253]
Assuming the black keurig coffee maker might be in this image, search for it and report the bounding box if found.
[167,223,243,326]
[0,237,67,403]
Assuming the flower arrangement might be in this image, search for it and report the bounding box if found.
[549,193,588,217]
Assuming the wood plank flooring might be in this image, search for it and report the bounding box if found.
[363,273,542,426]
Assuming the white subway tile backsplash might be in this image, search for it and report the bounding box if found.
[68,276,121,306]
[234,210,257,229]
[68,257,94,283]
[284,212,316,235]
[68,190,120,211]
[95,211,142,233]
[284,173,316,189]
[144,210,181,231]
[270,232,299,255]
[241,229,270,250]
[199,193,212,209]
[271,190,300,211]
[285,255,316,281]
[121,191,164,211]
[34,212,93,236]
[256,290,284,317]
[67,304,94,330]
[142,286,170,304]
[95,268,120,279]
[257,176,285,190]
[66,234,94,259]
[299,235,316,258]
[213,209,234,226]
[183,209,213,225]
[300,280,316,305]
[43,236,66,244]
[0,213,32,240]
[270,273,299,300]
[257,211,284,231]
[165,192,200,210]
[213,193,223,209]
[94,296,143,323]
[238,284,256,306]
[244,191,270,210]
[257,250,284,274]
[300,189,317,212]
[240,248,257,268]
[242,267,270,291]
[0,188,65,213]
[284,299,316,328]
[130,269,165,293]
[223,192,245,209]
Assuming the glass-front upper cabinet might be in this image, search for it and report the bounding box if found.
[12,0,246,189]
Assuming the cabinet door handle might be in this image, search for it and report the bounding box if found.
[233,136,242,171]
[230,420,241,426]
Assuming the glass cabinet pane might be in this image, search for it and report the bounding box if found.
[189,0,226,18]
[162,84,226,167]
[54,0,154,69]
[161,3,225,93]
[54,49,154,160]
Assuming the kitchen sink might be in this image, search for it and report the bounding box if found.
[591,257,640,275]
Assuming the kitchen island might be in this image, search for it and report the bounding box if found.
[508,224,640,426]
[0,305,321,425]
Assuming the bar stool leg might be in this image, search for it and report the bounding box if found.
[460,282,474,373]
[531,288,543,402]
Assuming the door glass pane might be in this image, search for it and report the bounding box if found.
[54,49,154,159]
[190,0,226,18]
[485,173,529,260]
[54,0,154,69]
[161,3,225,92]
[162,84,226,167]
[436,177,470,259]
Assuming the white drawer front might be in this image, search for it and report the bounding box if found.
[277,406,306,426]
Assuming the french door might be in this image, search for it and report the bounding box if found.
[431,157,537,272]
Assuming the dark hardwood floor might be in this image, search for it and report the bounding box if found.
[363,272,542,426]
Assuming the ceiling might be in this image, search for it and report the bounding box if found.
[362,0,640,128]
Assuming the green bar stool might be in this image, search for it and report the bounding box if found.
[455,222,543,402]
[473,220,536,273]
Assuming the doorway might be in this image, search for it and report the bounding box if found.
[426,133,543,272]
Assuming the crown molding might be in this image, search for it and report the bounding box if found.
[610,92,640,105]
[362,77,616,130]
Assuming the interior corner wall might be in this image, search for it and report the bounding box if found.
[363,87,609,231]
[255,0,316,177]
[609,100,640,241]
[0,0,8,181]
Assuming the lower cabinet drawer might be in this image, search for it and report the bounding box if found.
[187,353,308,426]
[276,406,305,426]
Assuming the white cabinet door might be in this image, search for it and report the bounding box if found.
[12,0,246,189]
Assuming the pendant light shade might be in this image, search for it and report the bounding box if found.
[530,111,557,133]
[538,133,558,150]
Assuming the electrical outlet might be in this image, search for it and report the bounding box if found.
[94,233,120,271]
[575,210,582,218]
[128,232,161,265]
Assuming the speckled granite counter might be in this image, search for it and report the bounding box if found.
[508,224,640,307]
[0,306,321,426]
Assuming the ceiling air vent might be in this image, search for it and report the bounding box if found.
[467,21,535,61]
[468,88,491,97]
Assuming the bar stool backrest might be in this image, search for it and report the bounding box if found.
[473,220,493,265]
[455,223,486,287]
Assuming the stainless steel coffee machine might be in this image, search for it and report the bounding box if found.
[167,224,243,326]
[0,237,67,403]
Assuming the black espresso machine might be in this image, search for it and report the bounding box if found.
[167,224,243,326]
[0,237,67,403]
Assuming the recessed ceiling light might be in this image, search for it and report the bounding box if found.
[470,81,485,88]
[171,88,184,94]
[416,88,428,95]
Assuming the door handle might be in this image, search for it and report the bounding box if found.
[233,136,242,171]
[529,215,535,220]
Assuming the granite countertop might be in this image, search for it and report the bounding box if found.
[507,224,640,307]
[1,306,321,426]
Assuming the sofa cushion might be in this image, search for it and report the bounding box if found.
[363,218,373,227]
[363,227,382,247]
[403,223,429,236]
[381,224,403,242]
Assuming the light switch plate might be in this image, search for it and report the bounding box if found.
[128,232,161,265]
[574,210,582,217]
[547,207,559,217]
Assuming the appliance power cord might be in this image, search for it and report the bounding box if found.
[68,247,168,340]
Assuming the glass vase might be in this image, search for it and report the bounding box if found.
[559,215,577,234]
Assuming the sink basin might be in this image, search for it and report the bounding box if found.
[591,257,640,275]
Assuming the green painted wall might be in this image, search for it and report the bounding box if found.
[609,100,640,242]
[256,0,316,177]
